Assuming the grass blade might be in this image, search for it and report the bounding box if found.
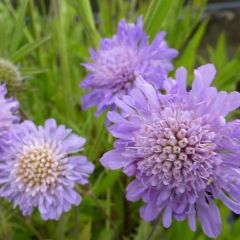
[10,0,29,53]
[76,0,100,46]
[144,0,175,37]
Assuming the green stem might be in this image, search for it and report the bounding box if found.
[146,217,161,240]
[52,0,74,121]
[86,185,118,237]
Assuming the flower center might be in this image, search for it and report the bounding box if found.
[96,46,138,88]
[15,145,63,194]
[131,108,220,194]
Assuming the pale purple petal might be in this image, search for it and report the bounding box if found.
[100,150,127,169]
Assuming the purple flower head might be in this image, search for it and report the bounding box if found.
[0,119,94,220]
[100,64,240,238]
[0,84,19,151]
[80,16,178,115]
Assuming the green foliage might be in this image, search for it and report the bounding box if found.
[176,20,208,75]
[0,0,239,239]
[200,33,240,91]
[144,0,176,37]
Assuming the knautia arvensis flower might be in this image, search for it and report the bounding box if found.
[0,119,94,220]
[0,59,23,87]
[80,17,178,115]
[100,64,240,238]
[0,84,19,152]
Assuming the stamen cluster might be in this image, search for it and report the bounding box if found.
[133,109,219,194]
[15,145,62,194]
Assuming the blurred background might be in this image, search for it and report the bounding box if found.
[0,0,240,239]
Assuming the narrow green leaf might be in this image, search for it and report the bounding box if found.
[20,67,48,76]
[10,0,29,53]
[176,21,208,74]
[79,221,92,240]
[215,59,240,90]
[10,36,50,62]
[213,33,228,68]
[134,221,152,240]
[98,0,113,36]
[93,170,121,196]
[76,0,100,46]
[144,0,175,37]
[166,0,207,49]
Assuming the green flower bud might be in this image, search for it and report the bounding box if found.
[0,59,22,87]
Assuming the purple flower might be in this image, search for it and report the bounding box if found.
[0,84,18,151]
[0,119,94,220]
[80,17,178,115]
[100,64,240,238]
